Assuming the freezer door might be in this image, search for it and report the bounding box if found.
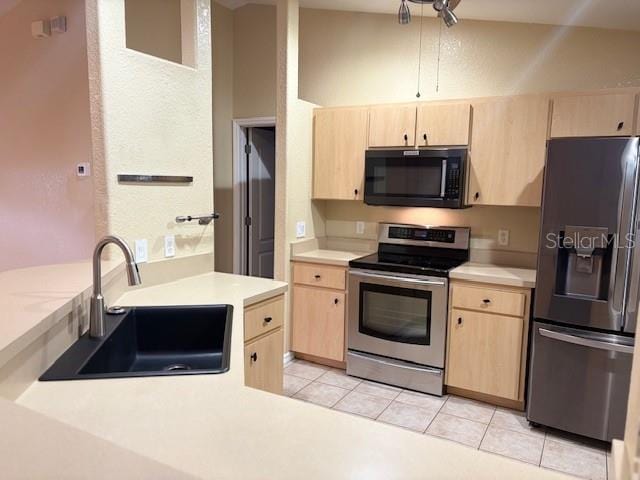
[527,321,634,441]
[535,137,640,331]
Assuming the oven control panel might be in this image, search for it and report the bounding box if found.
[388,226,456,243]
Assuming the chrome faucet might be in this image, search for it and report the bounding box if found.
[89,235,142,338]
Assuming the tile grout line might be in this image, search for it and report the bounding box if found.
[476,408,497,450]
[538,431,547,467]
[423,394,450,433]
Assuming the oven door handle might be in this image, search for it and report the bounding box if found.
[539,328,634,354]
[349,271,446,287]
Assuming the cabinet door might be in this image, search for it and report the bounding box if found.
[292,286,345,362]
[468,96,550,207]
[416,103,471,146]
[368,105,416,147]
[244,329,283,395]
[551,93,636,138]
[447,308,523,400]
[313,107,368,200]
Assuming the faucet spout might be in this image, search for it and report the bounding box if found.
[90,235,142,338]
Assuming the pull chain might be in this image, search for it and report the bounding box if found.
[416,2,424,98]
[436,20,443,93]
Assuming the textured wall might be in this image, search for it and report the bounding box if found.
[212,1,235,273]
[0,0,95,272]
[234,4,277,118]
[299,8,640,106]
[86,0,213,262]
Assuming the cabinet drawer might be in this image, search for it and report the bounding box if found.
[244,329,283,395]
[293,263,346,290]
[451,284,524,317]
[244,295,284,342]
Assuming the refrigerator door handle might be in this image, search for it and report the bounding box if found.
[539,328,634,354]
[612,139,640,329]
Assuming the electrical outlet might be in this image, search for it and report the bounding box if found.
[356,221,365,235]
[134,239,148,263]
[296,221,306,239]
[498,229,510,247]
[164,235,176,258]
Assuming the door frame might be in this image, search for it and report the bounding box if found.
[232,116,276,275]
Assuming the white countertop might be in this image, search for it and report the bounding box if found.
[450,262,536,288]
[291,249,370,267]
[0,260,123,367]
[11,271,570,480]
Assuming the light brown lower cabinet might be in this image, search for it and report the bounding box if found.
[244,329,284,395]
[243,295,284,394]
[291,262,347,364]
[446,281,531,408]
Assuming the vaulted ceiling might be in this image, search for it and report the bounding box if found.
[217,0,640,32]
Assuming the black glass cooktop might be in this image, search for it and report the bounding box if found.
[349,252,466,277]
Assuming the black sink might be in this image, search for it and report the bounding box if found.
[40,305,233,381]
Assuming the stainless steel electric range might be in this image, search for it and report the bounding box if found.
[347,223,470,396]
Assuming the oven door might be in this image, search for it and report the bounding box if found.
[348,270,447,367]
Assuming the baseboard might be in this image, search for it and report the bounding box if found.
[294,352,346,370]
[446,385,525,411]
[283,351,295,365]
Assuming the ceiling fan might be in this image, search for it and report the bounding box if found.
[398,0,462,27]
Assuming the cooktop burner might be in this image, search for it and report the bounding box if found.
[349,224,470,278]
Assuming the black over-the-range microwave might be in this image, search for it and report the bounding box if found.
[364,148,468,208]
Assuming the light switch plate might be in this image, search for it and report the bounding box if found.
[76,162,91,177]
[498,229,510,247]
[296,221,306,239]
[356,221,365,235]
[164,235,176,258]
[134,239,148,263]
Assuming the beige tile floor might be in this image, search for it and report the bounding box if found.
[284,359,611,480]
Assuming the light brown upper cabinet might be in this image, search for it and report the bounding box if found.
[551,93,636,138]
[313,107,369,200]
[468,96,550,207]
[368,105,416,147]
[416,103,471,146]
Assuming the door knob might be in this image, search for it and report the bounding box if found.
[250,352,258,362]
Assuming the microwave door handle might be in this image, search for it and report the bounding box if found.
[539,328,634,354]
[440,159,447,197]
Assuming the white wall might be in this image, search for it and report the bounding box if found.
[86,0,214,263]
[0,0,95,272]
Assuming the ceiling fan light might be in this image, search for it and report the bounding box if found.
[398,0,411,25]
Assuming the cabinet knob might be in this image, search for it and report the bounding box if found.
[264,316,273,323]
[334,298,339,305]
[250,352,258,362]
[354,188,359,196]
[403,133,408,142]
[457,317,463,325]
[474,192,480,201]
[314,274,321,280]
[482,299,491,304]
[618,121,625,131]
[423,133,427,141]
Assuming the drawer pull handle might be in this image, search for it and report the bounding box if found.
[314,274,321,280]
[354,189,359,196]
[617,121,625,131]
[250,352,258,362]
[264,316,273,323]
[404,133,408,142]
[423,133,427,141]
[482,299,491,304]
[334,298,339,305]
[457,317,463,325]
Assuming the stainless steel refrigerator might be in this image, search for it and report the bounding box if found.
[527,137,638,442]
